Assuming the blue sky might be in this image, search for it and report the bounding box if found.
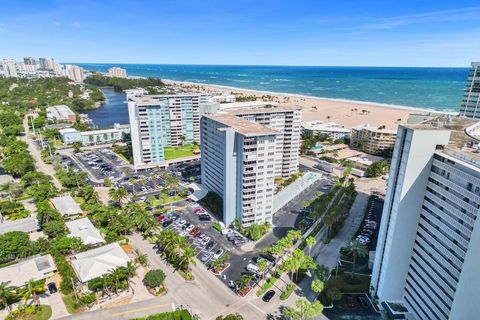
[1,0,479,66]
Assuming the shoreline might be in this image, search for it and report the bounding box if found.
[163,79,454,115]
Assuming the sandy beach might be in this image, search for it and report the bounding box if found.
[165,79,448,130]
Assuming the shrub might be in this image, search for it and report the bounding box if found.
[143,269,166,288]
[242,222,270,241]
[280,283,295,300]
[212,223,222,233]
[79,293,96,306]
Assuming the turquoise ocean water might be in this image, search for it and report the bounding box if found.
[77,64,469,127]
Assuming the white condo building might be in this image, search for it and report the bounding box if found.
[371,116,480,320]
[128,94,208,169]
[108,67,127,78]
[459,62,480,119]
[301,120,351,140]
[201,103,302,226]
[201,114,277,226]
[2,59,17,78]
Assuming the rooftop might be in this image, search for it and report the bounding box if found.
[66,218,104,245]
[352,123,397,134]
[406,115,480,164]
[130,93,206,104]
[0,216,38,234]
[72,242,131,283]
[302,120,351,132]
[218,101,280,110]
[50,195,83,216]
[225,104,300,114]
[0,255,56,287]
[208,114,278,136]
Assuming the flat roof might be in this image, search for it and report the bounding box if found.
[80,128,119,135]
[0,255,56,287]
[66,218,104,245]
[225,105,301,114]
[130,93,207,105]
[0,216,38,234]
[273,172,322,213]
[352,123,397,134]
[218,101,280,110]
[50,195,83,216]
[208,114,278,136]
[59,128,78,134]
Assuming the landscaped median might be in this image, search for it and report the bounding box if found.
[133,310,193,320]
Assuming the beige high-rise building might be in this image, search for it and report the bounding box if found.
[66,65,85,83]
[108,67,127,78]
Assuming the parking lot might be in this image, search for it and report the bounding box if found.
[72,149,127,182]
[153,174,335,294]
[354,195,384,250]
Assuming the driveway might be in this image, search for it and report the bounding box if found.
[40,291,70,319]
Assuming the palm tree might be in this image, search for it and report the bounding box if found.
[311,279,324,294]
[23,279,44,306]
[306,236,316,257]
[109,187,127,206]
[345,240,368,275]
[235,274,255,293]
[108,268,123,294]
[0,281,17,311]
[128,178,136,193]
[124,261,137,280]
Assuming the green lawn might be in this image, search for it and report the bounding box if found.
[163,145,199,160]
[6,305,52,320]
[62,294,81,314]
[152,195,184,207]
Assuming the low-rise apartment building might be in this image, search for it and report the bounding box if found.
[301,120,351,141]
[46,105,76,123]
[350,123,396,155]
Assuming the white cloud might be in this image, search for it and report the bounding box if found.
[71,21,81,27]
[52,21,61,26]
[353,6,480,30]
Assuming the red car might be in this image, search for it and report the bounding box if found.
[190,227,201,237]
[194,207,205,215]
[155,215,166,222]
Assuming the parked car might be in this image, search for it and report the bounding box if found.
[205,241,215,250]
[199,214,211,221]
[186,224,195,232]
[47,282,58,294]
[213,248,224,259]
[346,295,356,308]
[162,220,173,227]
[200,252,212,262]
[262,290,275,302]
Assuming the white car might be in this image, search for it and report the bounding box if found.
[186,224,195,232]
[179,231,189,237]
[213,248,224,259]
[200,252,212,262]
[202,236,211,245]
[177,219,187,226]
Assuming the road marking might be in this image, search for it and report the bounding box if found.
[111,303,172,316]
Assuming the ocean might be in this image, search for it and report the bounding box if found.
[78,64,469,127]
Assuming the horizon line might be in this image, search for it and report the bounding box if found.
[64,62,471,69]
